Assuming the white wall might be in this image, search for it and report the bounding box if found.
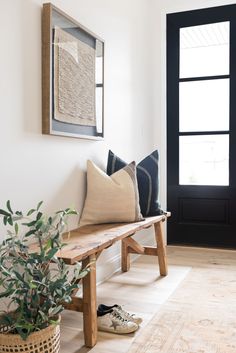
[3,0,231,282]
[151,0,236,215]
[0,0,155,282]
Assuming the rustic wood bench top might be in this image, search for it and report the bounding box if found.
[58,214,168,265]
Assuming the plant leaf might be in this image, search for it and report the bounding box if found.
[6,200,13,214]
[0,288,15,298]
[24,229,35,237]
[7,217,13,226]
[16,211,23,216]
[43,239,52,251]
[15,223,19,235]
[38,310,47,322]
[67,209,77,215]
[46,248,58,260]
[49,305,63,316]
[0,209,10,217]
[14,271,25,283]
[49,318,60,326]
[36,212,43,221]
[37,201,43,211]
[22,220,36,227]
[16,327,30,341]
[35,220,43,230]
[27,209,35,216]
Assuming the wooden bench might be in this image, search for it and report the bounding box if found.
[57,214,169,347]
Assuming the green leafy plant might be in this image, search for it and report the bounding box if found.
[0,201,89,340]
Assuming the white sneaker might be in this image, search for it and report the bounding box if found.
[98,304,143,325]
[115,305,143,325]
[97,308,139,334]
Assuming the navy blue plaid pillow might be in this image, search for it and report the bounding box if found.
[107,150,162,217]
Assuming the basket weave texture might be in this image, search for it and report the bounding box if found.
[0,323,60,353]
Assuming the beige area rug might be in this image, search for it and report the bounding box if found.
[128,256,236,353]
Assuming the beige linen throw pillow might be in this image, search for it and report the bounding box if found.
[79,160,143,226]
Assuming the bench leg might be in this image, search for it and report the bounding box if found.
[121,239,130,272]
[154,222,168,276]
[82,254,97,347]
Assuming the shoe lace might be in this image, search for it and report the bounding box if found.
[111,309,129,325]
[116,306,134,320]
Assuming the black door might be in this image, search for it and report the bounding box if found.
[167,5,236,247]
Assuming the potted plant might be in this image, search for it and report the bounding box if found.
[0,201,89,353]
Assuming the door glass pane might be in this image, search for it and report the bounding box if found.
[180,22,229,78]
[179,135,229,185]
[179,79,229,132]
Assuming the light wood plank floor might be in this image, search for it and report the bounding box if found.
[60,246,236,353]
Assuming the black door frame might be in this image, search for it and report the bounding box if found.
[167,4,236,247]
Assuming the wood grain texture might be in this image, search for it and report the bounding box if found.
[121,239,130,272]
[155,221,168,276]
[123,237,145,254]
[128,251,236,353]
[82,255,97,347]
[57,215,168,264]
[60,247,236,353]
[128,246,158,256]
[42,3,52,134]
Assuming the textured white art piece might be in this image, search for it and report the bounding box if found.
[54,27,96,126]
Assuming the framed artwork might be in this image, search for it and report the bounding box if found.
[42,3,104,140]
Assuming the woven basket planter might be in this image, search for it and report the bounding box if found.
[0,322,60,353]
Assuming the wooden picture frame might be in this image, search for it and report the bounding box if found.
[42,3,105,140]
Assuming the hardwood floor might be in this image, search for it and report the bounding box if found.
[60,246,236,353]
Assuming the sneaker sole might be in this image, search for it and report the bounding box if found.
[98,326,138,334]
